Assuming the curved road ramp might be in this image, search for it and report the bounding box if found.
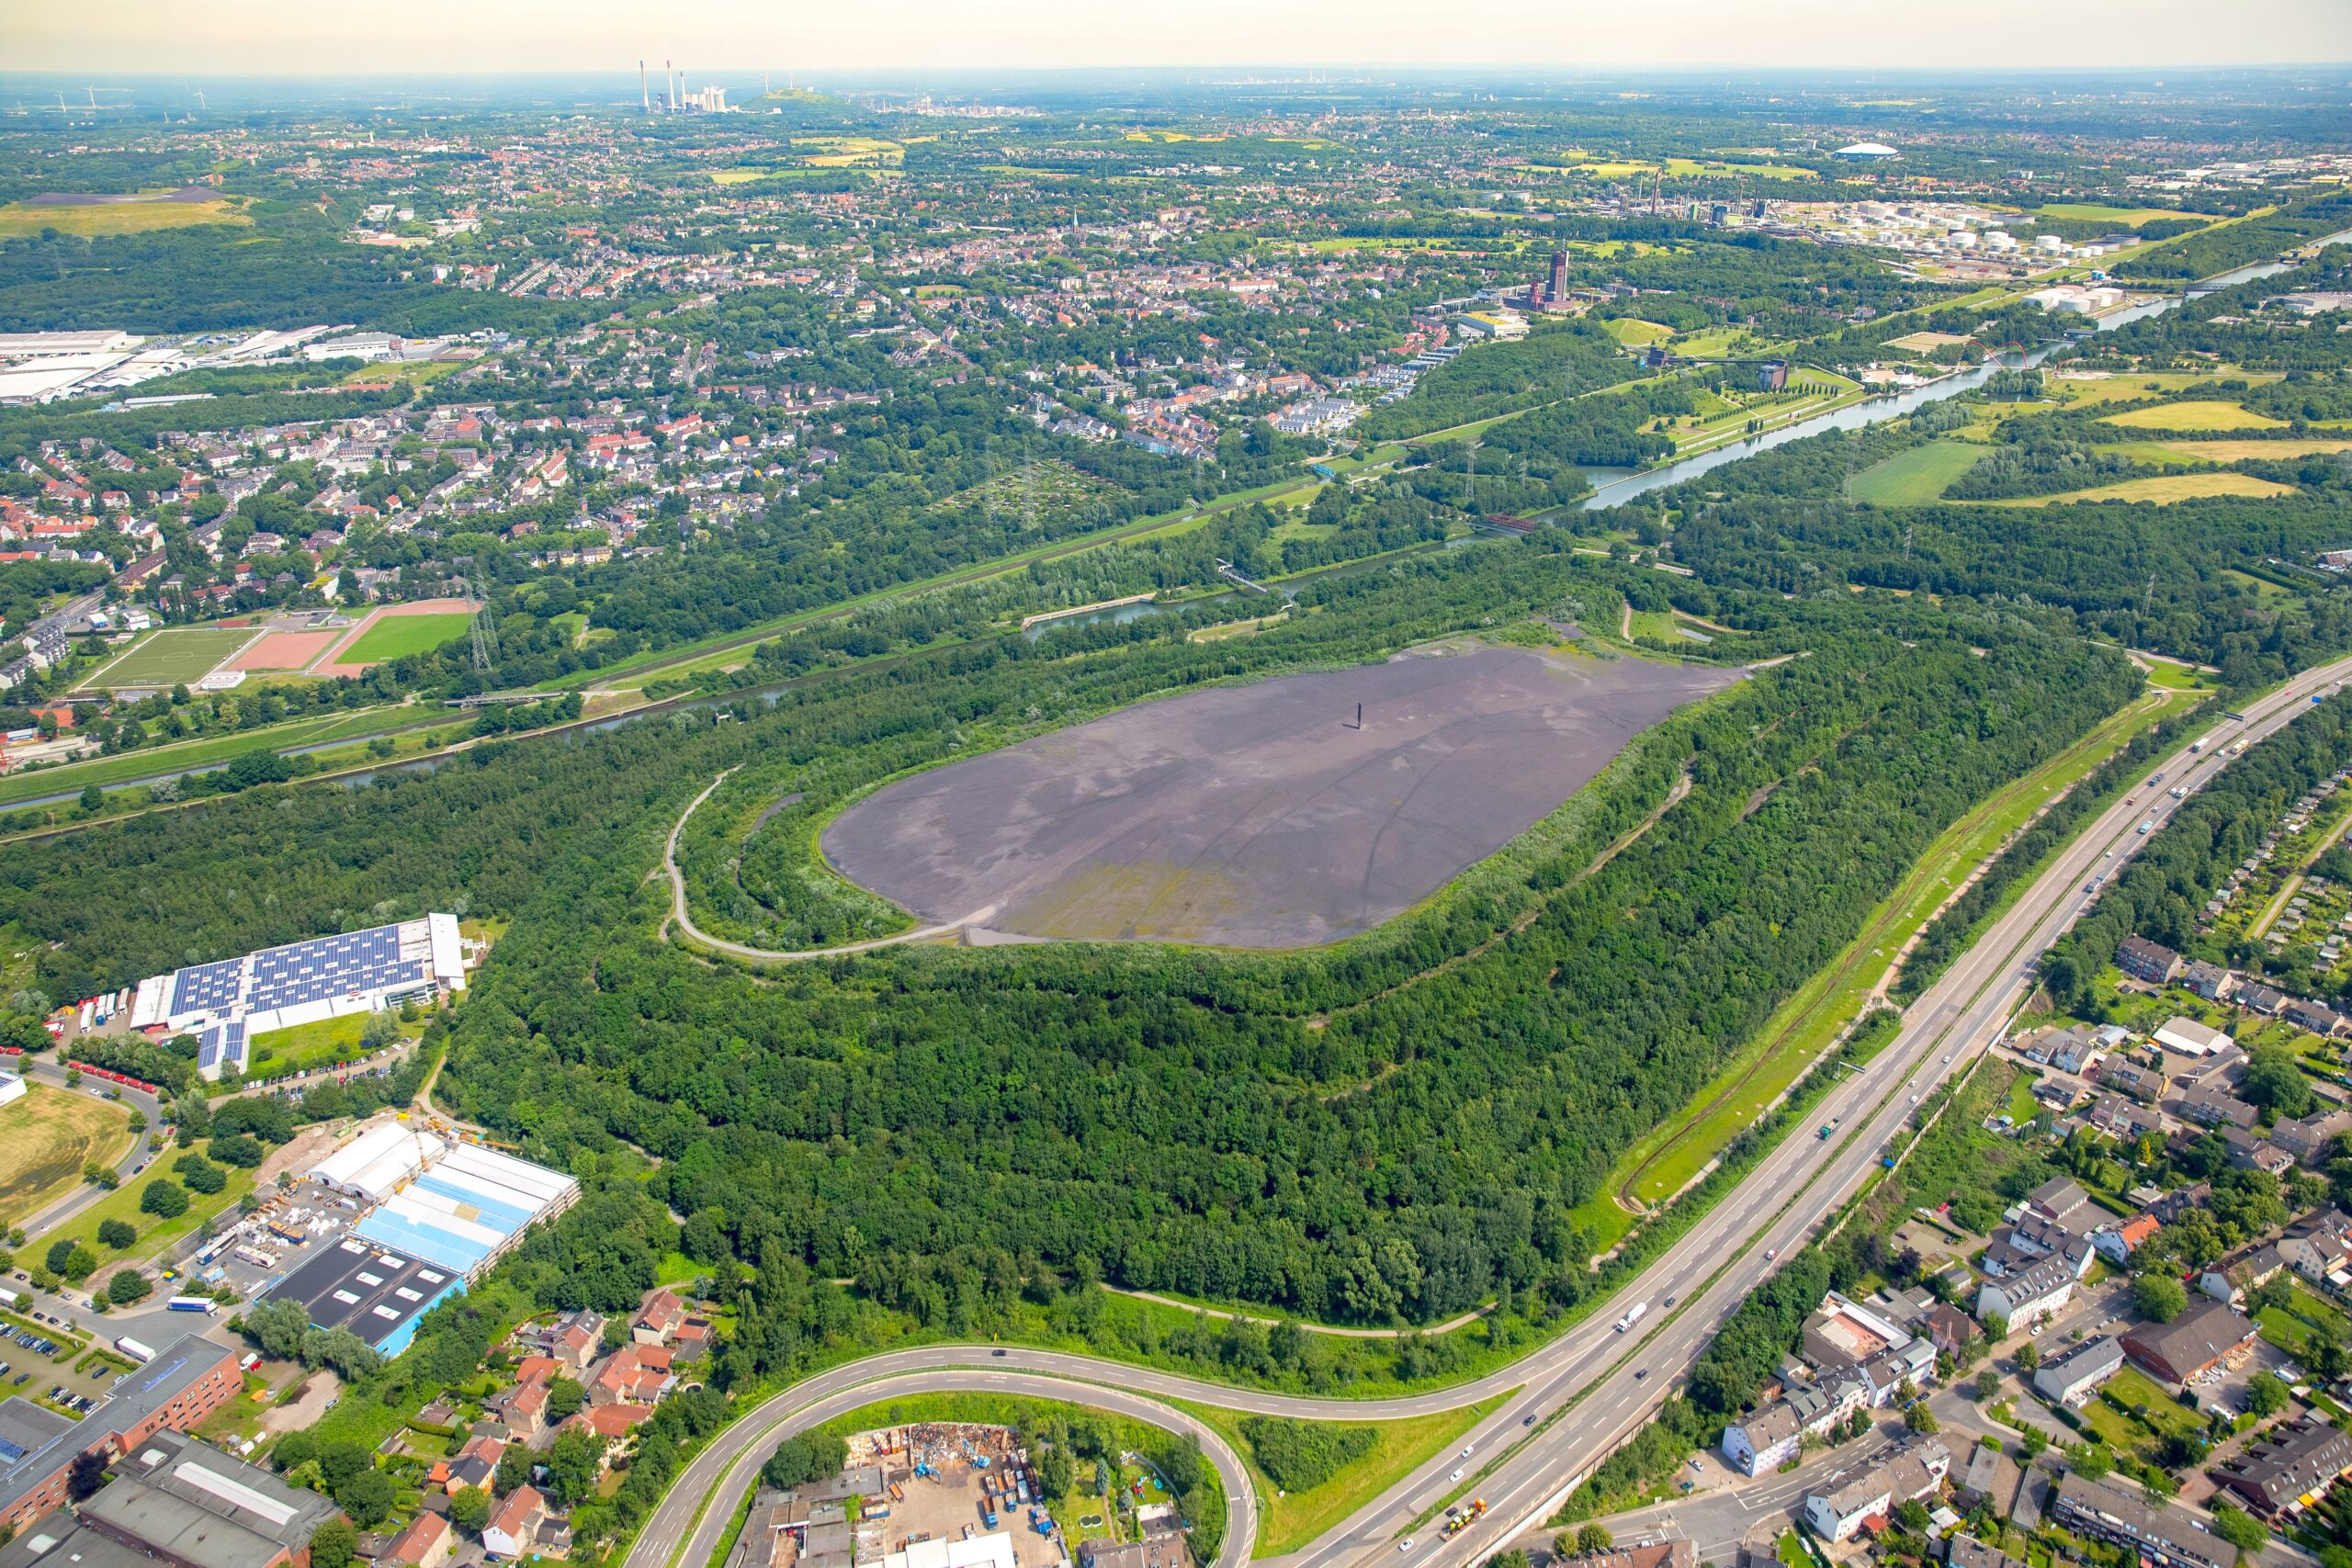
[822,644,1736,948]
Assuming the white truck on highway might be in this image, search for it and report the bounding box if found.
[1615,1302,1648,1334]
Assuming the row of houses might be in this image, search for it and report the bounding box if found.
[1719,1293,1943,1475]
[2118,937,2349,1037]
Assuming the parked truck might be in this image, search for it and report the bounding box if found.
[115,1337,154,1364]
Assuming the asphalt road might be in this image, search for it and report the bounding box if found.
[628,656,2352,1568]
[628,1365,1259,1568]
[13,1059,161,1240]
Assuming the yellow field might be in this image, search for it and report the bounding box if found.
[0,195,248,238]
[1985,473,2298,507]
[2101,400,2286,432]
[2152,438,2352,462]
[1884,330,1971,354]
[2048,369,2283,409]
[0,1085,134,1228]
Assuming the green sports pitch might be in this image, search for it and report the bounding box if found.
[339,611,474,663]
[84,627,252,689]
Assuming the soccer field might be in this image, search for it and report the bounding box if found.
[85,627,252,689]
[339,611,474,663]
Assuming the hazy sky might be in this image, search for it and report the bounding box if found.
[8,0,2350,76]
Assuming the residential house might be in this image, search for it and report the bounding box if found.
[2182,961,2233,1001]
[633,1289,686,1347]
[1976,1256,2077,1326]
[2032,1336,2124,1406]
[2092,1214,2161,1265]
[2051,1473,2230,1568]
[2086,1093,2163,1142]
[1946,1537,2026,1568]
[2279,1212,2352,1293]
[1924,1303,1978,1358]
[2238,983,2290,1018]
[550,1314,602,1375]
[591,1345,674,1407]
[390,1511,454,1568]
[2151,1184,2214,1225]
[2120,1300,2258,1386]
[1801,1439,1951,1542]
[2218,1127,2294,1177]
[2211,1416,2352,1517]
[484,1485,548,1560]
[2285,998,2347,1038]
[2175,1086,2257,1130]
[2095,1061,2166,1105]
[2200,1244,2288,1305]
[446,1434,503,1495]
[2119,937,2182,986]
[2271,1112,2352,1167]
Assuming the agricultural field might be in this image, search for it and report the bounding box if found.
[791,135,905,167]
[0,1086,134,1230]
[1847,440,1984,505]
[2100,400,2286,432]
[2049,370,2281,409]
[81,627,251,690]
[1984,473,2298,507]
[336,611,474,663]
[1883,330,1972,355]
[0,192,249,238]
[2147,438,2352,463]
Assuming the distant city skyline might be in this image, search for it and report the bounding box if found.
[7,0,2350,77]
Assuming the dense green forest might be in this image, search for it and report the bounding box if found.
[0,536,2135,1325]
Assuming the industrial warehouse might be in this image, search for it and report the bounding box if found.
[127,914,468,1078]
[261,1122,579,1355]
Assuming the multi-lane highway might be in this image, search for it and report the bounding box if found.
[627,653,2352,1568]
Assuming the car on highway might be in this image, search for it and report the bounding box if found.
[1634,1369,1648,1381]
[1451,1467,1464,1480]
[1663,1296,1676,1307]
[1399,1540,1415,1554]
[990,1348,1006,1357]
[1764,1247,1778,1260]
[1522,1415,1536,1427]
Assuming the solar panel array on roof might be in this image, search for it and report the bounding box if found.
[194,1018,246,1075]
[168,959,243,1019]
[148,917,463,1048]
[246,924,414,1014]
